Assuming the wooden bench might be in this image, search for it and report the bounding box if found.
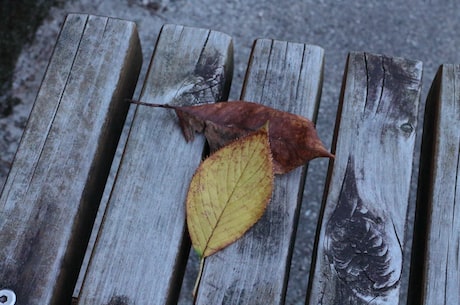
[0,14,142,305]
[408,64,460,305]
[1,13,459,305]
[307,53,423,305]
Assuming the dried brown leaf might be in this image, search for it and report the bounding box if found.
[131,100,333,174]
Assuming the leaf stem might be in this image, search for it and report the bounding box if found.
[128,99,175,109]
[192,256,206,303]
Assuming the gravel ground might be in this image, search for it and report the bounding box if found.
[2,1,460,304]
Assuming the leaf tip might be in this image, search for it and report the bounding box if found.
[318,147,335,159]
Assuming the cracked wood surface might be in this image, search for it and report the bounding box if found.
[194,39,324,305]
[75,24,233,305]
[306,52,422,305]
[0,14,142,305]
[410,64,460,305]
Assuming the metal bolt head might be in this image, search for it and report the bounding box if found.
[0,289,16,305]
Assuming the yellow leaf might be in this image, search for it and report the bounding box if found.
[186,123,274,258]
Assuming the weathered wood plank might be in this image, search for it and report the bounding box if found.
[306,52,422,305]
[0,14,142,305]
[409,64,460,305]
[194,39,324,305]
[76,24,233,305]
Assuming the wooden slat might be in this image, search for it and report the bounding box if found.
[409,64,460,305]
[306,52,422,305]
[76,24,233,305]
[0,14,142,305]
[194,39,324,305]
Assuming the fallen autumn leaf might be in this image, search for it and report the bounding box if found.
[186,123,274,258]
[130,100,334,174]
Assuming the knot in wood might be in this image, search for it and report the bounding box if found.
[325,161,402,301]
[399,122,414,134]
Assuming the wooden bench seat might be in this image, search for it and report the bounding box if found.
[306,52,423,305]
[0,14,141,305]
[409,64,460,305]
[74,23,325,305]
[1,13,459,305]
[74,23,234,305]
[193,37,324,305]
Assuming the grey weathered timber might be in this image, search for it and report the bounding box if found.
[306,52,422,305]
[76,24,233,305]
[0,14,142,305]
[194,39,325,305]
[409,64,460,305]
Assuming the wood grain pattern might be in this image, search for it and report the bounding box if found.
[306,52,422,305]
[0,14,142,305]
[409,64,460,305]
[194,39,324,305]
[76,24,233,305]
